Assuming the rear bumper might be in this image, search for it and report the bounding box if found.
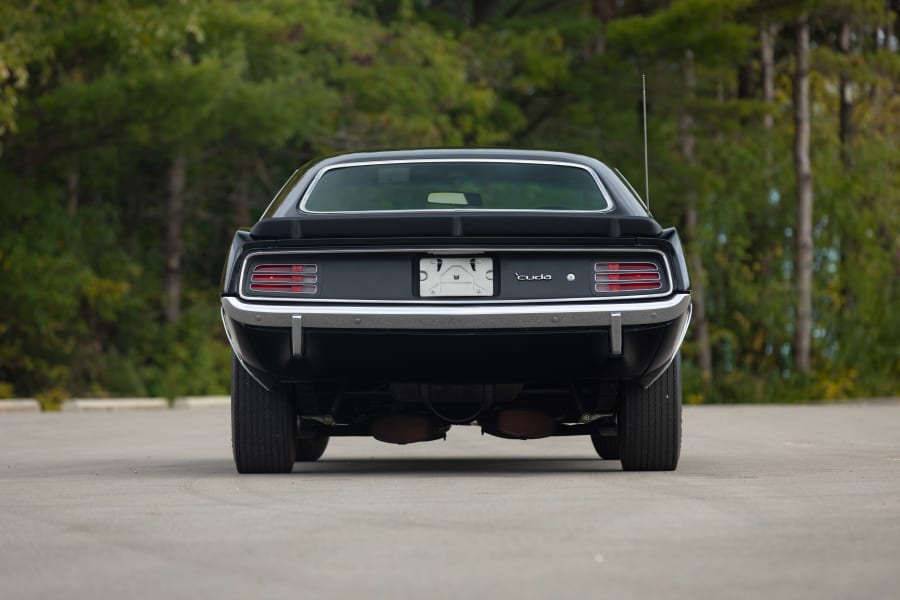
[221,294,691,387]
[222,294,690,330]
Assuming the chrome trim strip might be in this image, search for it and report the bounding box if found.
[222,293,691,331]
[595,282,663,293]
[297,159,615,214]
[250,284,318,294]
[594,264,659,272]
[610,312,622,356]
[291,315,303,358]
[238,247,673,304]
[595,270,659,275]
[250,275,318,283]
[254,264,318,273]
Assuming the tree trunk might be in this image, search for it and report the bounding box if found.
[164,154,187,325]
[737,53,753,104]
[591,0,616,56]
[66,168,79,217]
[759,21,779,321]
[472,0,501,24]
[793,16,814,373]
[839,21,853,167]
[837,19,860,328]
[889,0,898,52]
[680,49,713,384]
[760,22,777,133]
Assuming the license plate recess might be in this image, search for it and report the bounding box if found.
[419,257,494,297]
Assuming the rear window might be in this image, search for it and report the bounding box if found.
[300,161,612,212]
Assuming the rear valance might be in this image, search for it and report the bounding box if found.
[250,214,663,240]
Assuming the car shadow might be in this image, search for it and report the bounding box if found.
[138,456,623,478]
[293,456,621,476]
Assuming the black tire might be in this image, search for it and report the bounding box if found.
[618,353,682,471]
[231,355,296,474]
[590,433,620,460]
[295,434,329,462]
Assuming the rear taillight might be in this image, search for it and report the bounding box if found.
[249,264,318,294]
[593,261,661,293]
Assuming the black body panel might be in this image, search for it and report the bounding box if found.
[223,235,689,297]
[250,214,663,240]
[238,250,670,301]
[226,316,687,387]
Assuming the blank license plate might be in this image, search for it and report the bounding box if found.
[419,257,494,297]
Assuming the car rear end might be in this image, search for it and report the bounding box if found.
[222,224,690,387]
[221,151,691,473]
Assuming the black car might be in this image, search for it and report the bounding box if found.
[221,149,691,473]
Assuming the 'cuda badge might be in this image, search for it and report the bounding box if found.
[515,272,552,281]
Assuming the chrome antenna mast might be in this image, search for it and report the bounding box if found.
[642,73,650,211]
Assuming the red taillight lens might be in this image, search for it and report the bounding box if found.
[596,262,657,272]
[249,264,318,294]
[254,264,316,273]
[593,261,661,293]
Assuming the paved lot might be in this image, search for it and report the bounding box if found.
[1,403,899,600]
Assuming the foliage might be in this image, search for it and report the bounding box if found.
[0,0,897,402]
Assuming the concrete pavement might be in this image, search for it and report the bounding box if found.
[1,404,899,599]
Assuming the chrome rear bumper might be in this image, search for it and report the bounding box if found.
[221,293,691,331]
[222,294,691,388]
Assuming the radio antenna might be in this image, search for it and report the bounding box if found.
[642,73,650,211]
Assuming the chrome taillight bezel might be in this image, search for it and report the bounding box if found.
[592,259,664,296]
[245,262,319,296]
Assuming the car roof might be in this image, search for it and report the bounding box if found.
[261,148,649,219]
[315,148,599,169]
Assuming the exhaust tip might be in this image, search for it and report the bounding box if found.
[371,415,447,445]
[496,409,555,439]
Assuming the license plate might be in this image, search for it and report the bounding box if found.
[419,257,494,297]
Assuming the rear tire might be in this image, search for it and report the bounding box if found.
[231,356,296,474]
[618,353,682,471]
[295,434,329,462]
[590,433,620,460]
